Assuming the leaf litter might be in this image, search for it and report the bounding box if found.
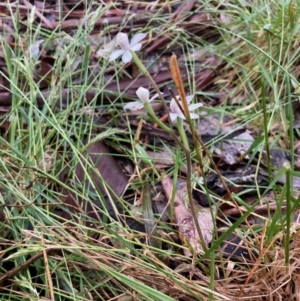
[0,1,300,300]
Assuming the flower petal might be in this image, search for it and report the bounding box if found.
[109,49,125,61]
[188,103,203,111]
[149,92,160,103]
[189,112,200,119]
[185,94,195,104]
[122,50,133,63]
[170,98,181,114]
[130,43,142,52]
[177,112,186,120]
[130,33,147,47]
[124,101,144,110]
[117,32,130,50]
[136,87,150,103]
[169,113,179,123]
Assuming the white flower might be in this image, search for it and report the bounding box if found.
[169,95,202,122]
[124,87,160,111]
[109,32,147,63]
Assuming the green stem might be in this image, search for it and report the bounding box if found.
[176,117,207,252]
[177,118,189,150]
[143,102,172,133]
[284,161,291,268]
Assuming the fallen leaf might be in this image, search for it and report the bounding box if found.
[161,176,214,256]
[61,141,128,223]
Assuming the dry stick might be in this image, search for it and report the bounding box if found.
[168,88,185,115]
[169,54,207,252]
[220,202,284,218]
[21,0,54,29]
[41,233,55,301]
[0,248,56,284]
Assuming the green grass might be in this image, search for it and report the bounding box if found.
[0,0,300,300]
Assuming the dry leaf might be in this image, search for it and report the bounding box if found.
[161,176,214,256]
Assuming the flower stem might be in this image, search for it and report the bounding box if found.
[143,102,172,133]
[177,118,189,151]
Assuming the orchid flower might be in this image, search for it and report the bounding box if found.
[124,87,160,111]
[109,32,147,63]
[169,95,202,123]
